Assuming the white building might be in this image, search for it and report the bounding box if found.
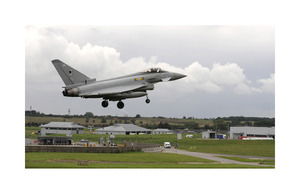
[40,122,84,136]
[152,128,174,134]
[202,131,216,139]
[230,126,275,139]
[96,124,151,135]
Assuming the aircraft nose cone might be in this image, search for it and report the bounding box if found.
[171,73,187,81]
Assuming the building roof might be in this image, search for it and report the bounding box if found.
[153,128,173,132]
[40,122,84,129]
[96,124,150,132]
[202,130,216,134]
[230,126,275,135]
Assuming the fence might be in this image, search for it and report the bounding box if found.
[25,142,160,153]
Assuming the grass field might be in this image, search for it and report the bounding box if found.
[26,152,214,163]
[215,156,275,165]
[26,162,272,168]
[179,140,275,157]
[25,152,272,168]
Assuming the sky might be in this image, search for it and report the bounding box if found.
[25,25,275,118]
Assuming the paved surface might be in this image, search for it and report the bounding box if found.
[161,147,274,167]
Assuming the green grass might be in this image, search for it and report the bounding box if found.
[26,162,272,168]
[179,140,275,157]
[25,152,273,168]
[216,156,275,165]
[26,152,214,163]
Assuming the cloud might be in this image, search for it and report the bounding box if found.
[234,83,260,94]
[258,74,275,93]
[25,26,274,97]
[210,63,246,86]
[179,62,267,95]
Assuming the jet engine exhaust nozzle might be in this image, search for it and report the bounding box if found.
[62,88,79,97]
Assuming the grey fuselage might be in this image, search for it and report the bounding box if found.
[63,70,185,101]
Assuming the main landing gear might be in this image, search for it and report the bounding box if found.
[117,101,124,109]
[101,100,125,109]
[101,97,150,109]
[101,100,109,108]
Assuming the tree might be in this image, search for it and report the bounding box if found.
[254,119,275,127]
[84,112,94,124]
[157,122,170,129]
[213,118,228,131]
[184,122,199,130]
[135,114,141,118]
[84,112,94,118]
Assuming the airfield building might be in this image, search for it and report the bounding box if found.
[152,128,174,134]
[230,126,275,139]
[202,130,216,139]
[96,124,151,135]
[40,122,84,136]
[38,136,72,145]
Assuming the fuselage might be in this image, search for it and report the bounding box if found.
[63,70,184,101]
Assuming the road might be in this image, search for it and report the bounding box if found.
[161,147,275,167]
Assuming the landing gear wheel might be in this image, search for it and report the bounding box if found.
[102,100,109,108]
[145,98,150,104]
[117,101,124,109]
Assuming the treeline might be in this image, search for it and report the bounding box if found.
[25,110,275,130]
[213,116,275,131]
[221,116,275,123]
[25,110,99,118]
[220,116,275,127]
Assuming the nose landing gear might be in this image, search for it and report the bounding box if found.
[145,95,150,104]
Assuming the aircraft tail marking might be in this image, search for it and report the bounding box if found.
[52,59,90,86]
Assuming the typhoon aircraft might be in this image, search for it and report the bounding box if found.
[52,59,186,109]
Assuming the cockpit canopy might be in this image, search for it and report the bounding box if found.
[142,67,166,73]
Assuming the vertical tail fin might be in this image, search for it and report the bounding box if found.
[52,59,90,86]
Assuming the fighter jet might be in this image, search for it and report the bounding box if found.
[52,59,186,109]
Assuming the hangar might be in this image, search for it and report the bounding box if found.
[230,126,275,139]
[40,122,84,136]
[96,124,151,135]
